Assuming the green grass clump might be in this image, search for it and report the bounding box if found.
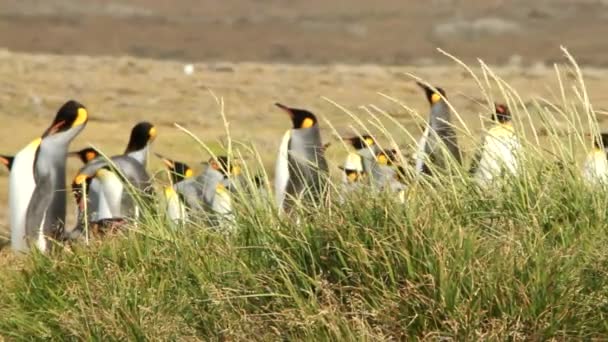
[1,168,608,340]
[2,50,608,340]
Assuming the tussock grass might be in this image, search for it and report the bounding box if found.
[2,51,608,340]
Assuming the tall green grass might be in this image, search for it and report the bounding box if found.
[2,51,608,340]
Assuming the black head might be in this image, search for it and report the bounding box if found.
[210,155,241,177]
[416,82,447,105]
[69,147,100,164]
[157,153,193,184]
[594,133,608,149]
[275,103,317,129]
[0,155,14,171]
[42,100,88,137]
[492,104,512,124]
[125,121,156,154]
[345,135,375,150]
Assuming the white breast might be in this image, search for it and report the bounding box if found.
[582,149,608,185]
[274,130,291,211]
[9,138,40,252]
[97,170,124,218]
[474,125,520,186]
[164,186,186,224]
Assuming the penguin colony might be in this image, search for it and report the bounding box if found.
[0,82,605,254]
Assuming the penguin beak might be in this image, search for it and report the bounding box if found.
[43,120,66,137]
[155,153,174,169]
[275,103,294,118]
[416,81,430,92]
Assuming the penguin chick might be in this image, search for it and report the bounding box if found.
[274,103,329,212]
[582,133,608,185]
[470,104,521,187]
[414,82,461,176]
[24,100,88,253]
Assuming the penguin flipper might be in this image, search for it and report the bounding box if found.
[24,175,54,246]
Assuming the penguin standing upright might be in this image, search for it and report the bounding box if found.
[414,82,462,176]
[582,133,608,185]
[470,104,521,187]
[274,103,329,211]
[9,138,41,252]
[156,153,194,224]
[24,100,88,252]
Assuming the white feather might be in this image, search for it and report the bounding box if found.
[97,170,124,218]
[414,127,429,174]
[9,138,41,252]
[164,186,186,224]
[582,149,608,185]
[474,124,521,187]
[274,130,291,211]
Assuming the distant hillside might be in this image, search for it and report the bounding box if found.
[0,0,607,65]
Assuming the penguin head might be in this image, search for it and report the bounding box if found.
[276,103,318,129]
[42,100,88,139]
[156,153,193,184]
[416,82,446,105]
[492,104,512,124]
[0,155,14,171]
[593,133,608,150]
[69,147,100,164]
[125,121,157,154]
[344,135,376,150]
[210,156,241,178]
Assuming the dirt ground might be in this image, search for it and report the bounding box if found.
[1,0,608,66]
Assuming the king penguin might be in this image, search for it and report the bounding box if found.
[470,104,521,187]
[157,153,194,224]
[582,133,608,185]
[73,122,156,225]
[23,100,88,252]
[274,103,329,211]
[414,82,462,176]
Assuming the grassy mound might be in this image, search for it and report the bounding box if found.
[2,51,608,339]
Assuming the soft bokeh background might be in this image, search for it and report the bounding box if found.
[0,0,607,232]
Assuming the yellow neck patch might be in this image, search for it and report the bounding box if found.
[347,172,359,183]
[185,168,194,178]
[301,118,314,129]
[149,127,157,141]
[74,174,88,185]
[431,93,442,104]
[377,154,389,165]
[364,138,374,146]
[85,151,97,161]
[72,108,88,127]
